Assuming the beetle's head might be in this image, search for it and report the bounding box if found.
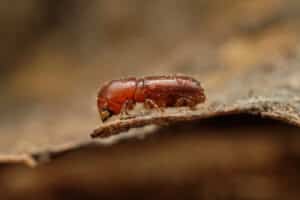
[97,98,113,122]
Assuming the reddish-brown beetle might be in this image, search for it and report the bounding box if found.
[97,75,206,121]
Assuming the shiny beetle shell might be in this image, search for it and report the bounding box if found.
[97,75,206,121]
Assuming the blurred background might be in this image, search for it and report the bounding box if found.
[1,0,300,199]
[1,0,300,145]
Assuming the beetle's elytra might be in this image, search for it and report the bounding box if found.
[97,75,206,121]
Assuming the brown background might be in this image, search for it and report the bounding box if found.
[1,0,300,199]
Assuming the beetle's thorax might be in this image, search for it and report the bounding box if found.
[98,78,137,115]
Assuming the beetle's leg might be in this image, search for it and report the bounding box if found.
[175,97,197,109]
[120,99,135,119]
[144,99,164,112]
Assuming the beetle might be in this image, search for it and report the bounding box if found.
[97,75,206,121]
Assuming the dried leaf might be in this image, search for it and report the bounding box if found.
[92,61,300,138]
